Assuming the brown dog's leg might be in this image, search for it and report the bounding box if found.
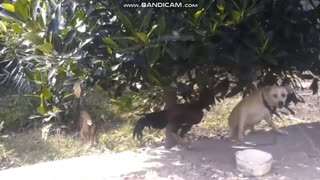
[89,123,97,146]
[79,112,88,142]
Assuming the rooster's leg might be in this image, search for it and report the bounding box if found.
[164,123,178,149]
[165,122,191,149]
[179,124,192,138]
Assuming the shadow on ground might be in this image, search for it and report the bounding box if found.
[123,122,320,180]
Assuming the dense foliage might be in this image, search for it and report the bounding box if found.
[0,0,319,122]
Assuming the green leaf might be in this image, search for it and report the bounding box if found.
[164,48,177,60]
[209,21,218,33]
[23,32,43,45]
[12,23,23,33]
[0,21,7,32]
[2,3,15,12]
[231,10,241,22]
[146,46,160,67]
[107,47,113,54]
[260,38,269,54]
[194,9,204,22]
[37,93,46,115]
[112,36,138,42]
[112,37,138,48]
[136,32,147,43]
[262,55,278,66]
[217,0,225,12]
[157,14,166,36]
[231,0,241,11]
[52,106,60,113]
[37,42,53,54]
[148,70,162,86]
[115,11,134,34]
[139,9,153,32]
[102,37,118,47]
[14,0,30,20]
[37,106,46,115]
[25,21,40,31]
[147,25,158,38]
[0,8,25,23]
[109,98,117,103]
[33,69,41,83]
[109,98,123,107]
[42,87,52,99]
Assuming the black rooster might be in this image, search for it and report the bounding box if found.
[133,87,216,149]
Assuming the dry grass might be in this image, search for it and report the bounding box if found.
[1,86,317,171]
[0,120,164,170]
[0,132,102,170]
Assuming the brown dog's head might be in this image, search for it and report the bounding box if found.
[264,85,292,108]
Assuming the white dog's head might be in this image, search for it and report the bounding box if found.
[264,85,292,108]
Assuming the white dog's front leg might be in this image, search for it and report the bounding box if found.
[237,118,245,141]
[250,125,257,134]
[265,114,288,135]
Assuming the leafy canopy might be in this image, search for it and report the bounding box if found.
[0,0,319,118]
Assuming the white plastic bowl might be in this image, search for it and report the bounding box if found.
[235,149,273,176]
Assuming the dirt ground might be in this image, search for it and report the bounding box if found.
[125,122,320,180]
[1,122,320,180]
[0,82,319,180]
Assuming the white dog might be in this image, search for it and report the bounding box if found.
[228,85,292,142]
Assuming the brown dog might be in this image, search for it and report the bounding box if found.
[79,110,97,145]
[73,81,97,146]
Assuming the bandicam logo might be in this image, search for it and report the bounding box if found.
[122,2,198,8]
